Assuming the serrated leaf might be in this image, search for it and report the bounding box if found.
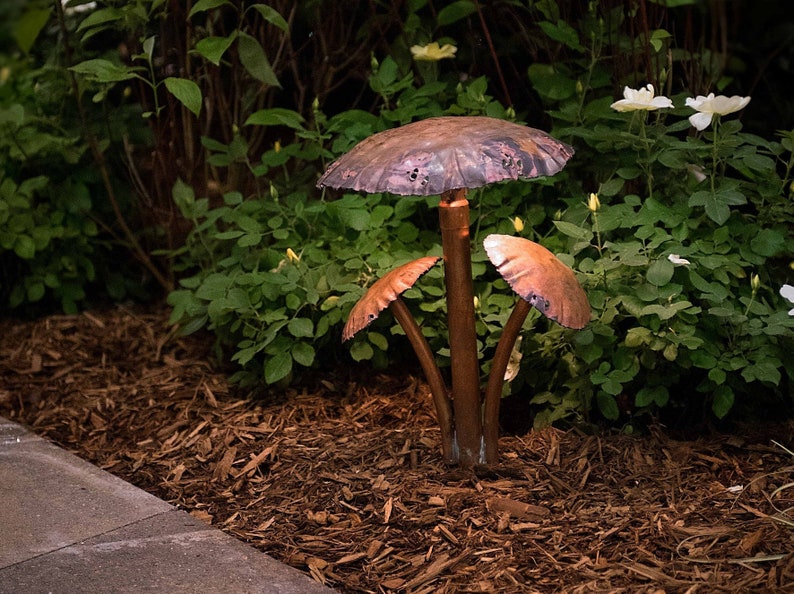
[70,59,137,83]
[750,228,785,257]
[164,77,202,117]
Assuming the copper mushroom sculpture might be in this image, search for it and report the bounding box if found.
[317,115,585,467]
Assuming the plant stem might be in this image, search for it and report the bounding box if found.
[482,299,531,464]
[439,189,483,468]
[54,0,172,293]
[389,297,455,464]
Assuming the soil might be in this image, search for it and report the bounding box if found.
[1,304,793,593]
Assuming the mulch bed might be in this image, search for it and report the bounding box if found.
[1,304,793,593]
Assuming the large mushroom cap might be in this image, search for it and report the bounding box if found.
[317,116,574,196]
[484,234,590,329]
[343,256,440,341]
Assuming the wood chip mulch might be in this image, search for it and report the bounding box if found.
[1,305,793,593]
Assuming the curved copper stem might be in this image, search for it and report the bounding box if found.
[389,297,455,464]
[483,299,531,465]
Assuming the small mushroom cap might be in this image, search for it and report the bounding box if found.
[343,256,440,341]
[484,234,589,329]
[317,116,574,196]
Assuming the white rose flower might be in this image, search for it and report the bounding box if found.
[610,84,673,112]
[685,93,751,131]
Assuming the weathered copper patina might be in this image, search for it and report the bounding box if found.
[483,234,590,330]
[342,256,439,341]
[317,116,574,195]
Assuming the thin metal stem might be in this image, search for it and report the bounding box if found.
[439,189,483,468]
[483,299,531,465]
[389,297,455,464]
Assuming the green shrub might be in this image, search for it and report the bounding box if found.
[0,60,104,313]
[519,5,794,425]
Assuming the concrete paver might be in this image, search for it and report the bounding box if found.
[0,417,335,593]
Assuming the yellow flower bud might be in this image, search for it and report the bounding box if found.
[512,216,524,233]
[473,295,480,310]
[587,193,600,212]
[750,273,760,293]
[286,248,300,263]
[274,140,281,153]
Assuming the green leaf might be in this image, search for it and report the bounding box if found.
[14,235,35,259]
[194,33,237,66]
[750,229,785,257]
[163,77,202,117]
[553,220,593,241]
[0,104,24,127]
[688,188,746,225]
[436,0,476,26]
[188,0,234,18]
[741,360,782,385]
[349,341,374,362]
[237,32,281,87]
[237,232,261,247]
[70,59,137,83]
[291,342,315,367]
[244,108,305,129]
[711,385,734,419]
[76,7,124,32]
[527,63,577,101]
[265,351,292,384]
[288,317,314,338]
[635,386,669,407]
[537,20,583,51]
[172,178,196,215]
[14,8,51,54]
[597,393,620,420]
[598,178,624,197]
[368,331,389,351]
[249,4,289,32]
[639,301,692,321]
[646,258,674,287]
[26,281,45,302]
